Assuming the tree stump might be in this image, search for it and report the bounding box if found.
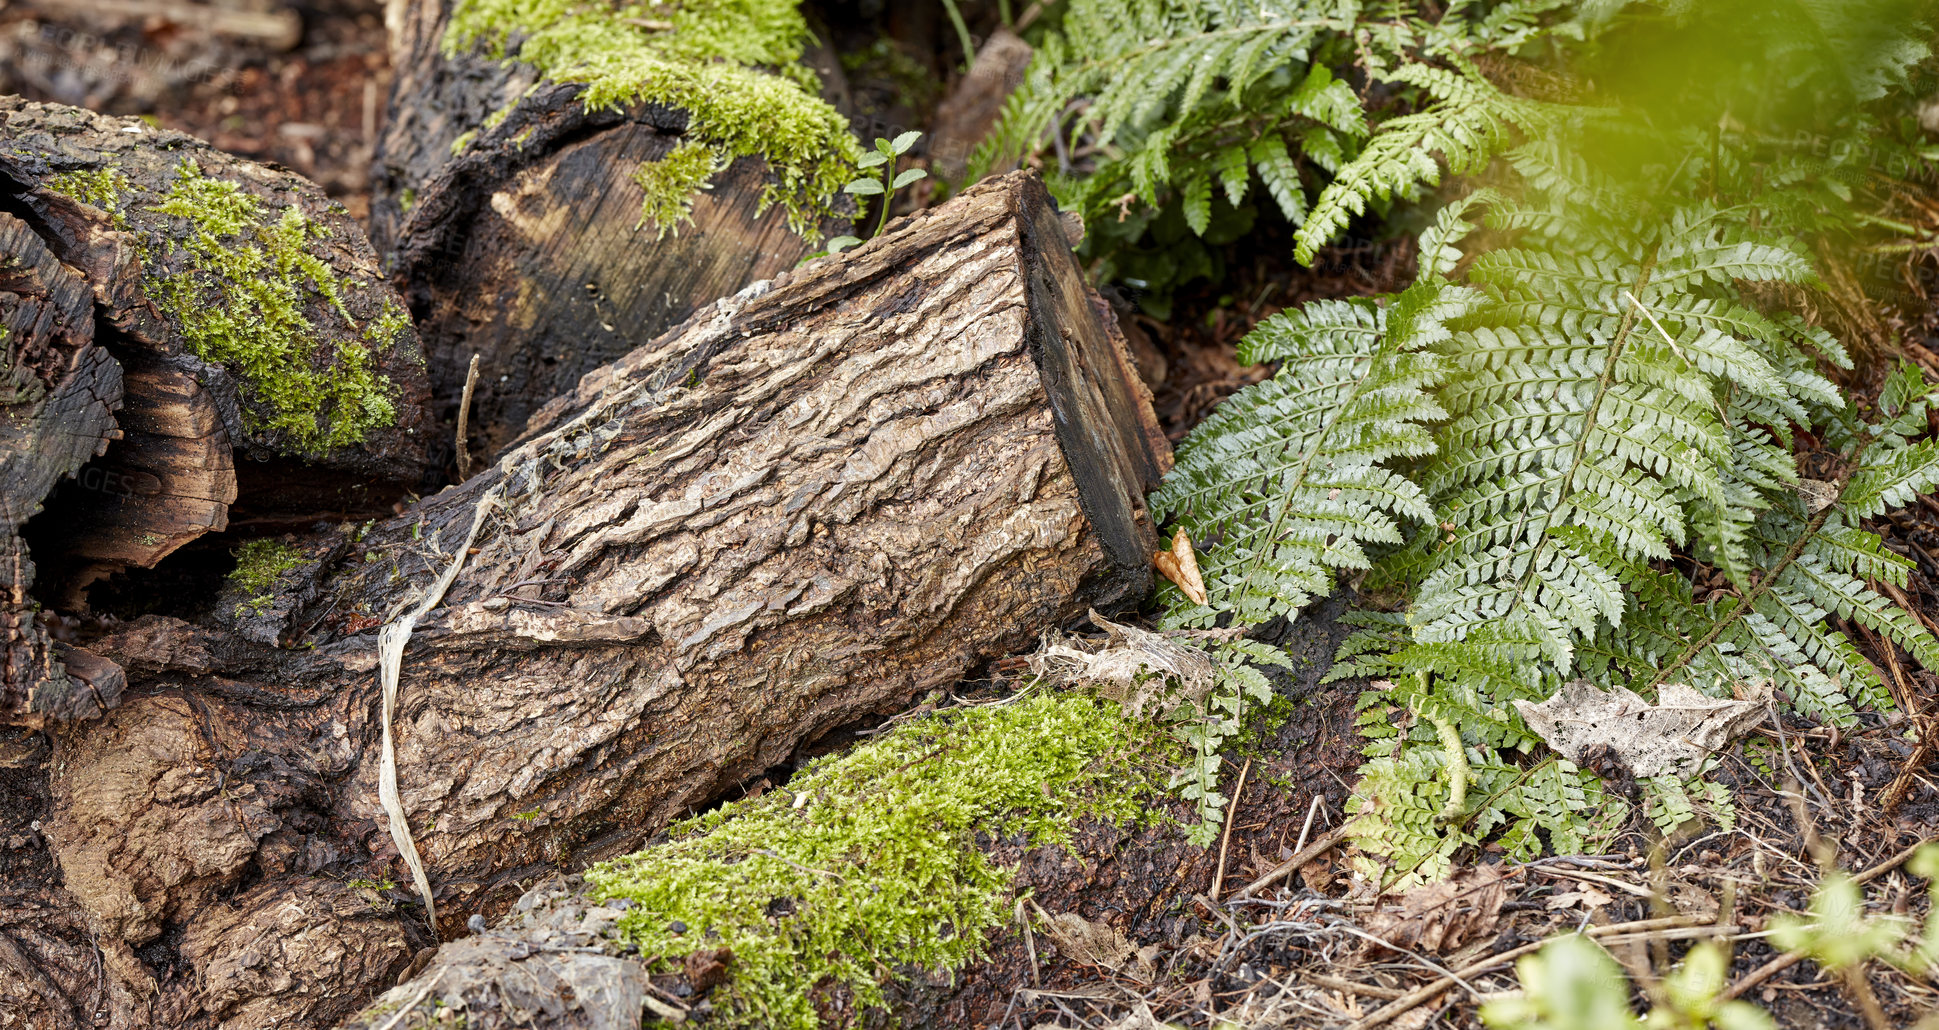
[371,0,859,461]
[3,171,1168,1030]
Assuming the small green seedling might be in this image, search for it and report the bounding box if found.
[820,131,927,256]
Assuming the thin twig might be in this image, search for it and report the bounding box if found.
[1528,865,1653,897]
[1345,917,1712,1030]
[1237,822,1354,898]
[1294,793,1322,857]
[377,486,503,933]
[455,353,481,482]
[1722,837,1935,1000]
[1017,897,1041,988]
[1211,757,1252,902]
[1308,974,1405,1000]
[371,977,440,1030]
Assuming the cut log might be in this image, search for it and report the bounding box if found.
[0,97,432,671]
[370,0,857,460]
[9,170,1168,1030]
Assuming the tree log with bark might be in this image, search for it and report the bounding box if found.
[1,159,1169,1030]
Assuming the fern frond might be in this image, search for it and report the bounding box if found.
[1296,65,1557,264]
[1152,283,1474,627]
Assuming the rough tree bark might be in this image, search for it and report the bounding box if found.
[0,97,433,724]
[0,171,1169,1030]
[371,0,854,460]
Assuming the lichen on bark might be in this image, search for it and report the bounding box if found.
[443,0,862,238]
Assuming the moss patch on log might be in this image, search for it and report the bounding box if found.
[228,538,303,617]
[588,690,1165,1030]
[444,0,862,238]
[43,167,131,226]
[145,160,398,452]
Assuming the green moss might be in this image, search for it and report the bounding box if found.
[589,691,1162,1030]
[44,167,132,226]
[444,0,862,238]
[146,161,398,452]
[229,538,303,617]
[449,129,479,157]
[631,140,725,236]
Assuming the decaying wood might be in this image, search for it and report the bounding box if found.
[342,875,650,1030]
[0,206,122,725]
[372,0,854,460]
[0,98,432,731]
[5,171,1167,1030]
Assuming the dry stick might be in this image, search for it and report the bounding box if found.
[1017,897,1042,988]
[1236,822,1355,898]
[377,485,505,932]
[371,976,441,1030]
[1210,757,1252,902]
[1308,974,1405,1001]
[1529,864,1654,898]
[455,353,481,482]
[1721,837,1937,1001]
[1294,793,1323,857]
[1343,916,1711,1030]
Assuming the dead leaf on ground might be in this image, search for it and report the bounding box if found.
[1037,907,1156,982]
[1513,679,1772,778]
[1025,611,1215,720]
[1298,854,1334,891]
[1545,886,1615,912]
[1362,863,1515,955]
[1671,882,1720,921]
[1103,1000,1182,1030]
[683,947,733,993]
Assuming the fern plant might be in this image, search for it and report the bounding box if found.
[1147,0,1939,883]
[965,0,1575,313]
[1157,160,1939,882]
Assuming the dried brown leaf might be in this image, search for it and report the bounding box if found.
[1024,611,1215,720]
[1513,679,1772,778]
[1362,864,1515,955]
[1153,530,1207,604]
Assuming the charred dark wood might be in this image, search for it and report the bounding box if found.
[10,171,1166,1030]
[371,0,853,460]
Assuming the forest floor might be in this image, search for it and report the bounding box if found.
[5,2,1936,1028]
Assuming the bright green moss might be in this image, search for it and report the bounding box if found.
[44,167,132,226]
[146,161,397,452]
[588,691,1163,1030]
[229,538,303,617]
[444,0,862,238]
[631,140,724,236]
[449,129,479,157]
